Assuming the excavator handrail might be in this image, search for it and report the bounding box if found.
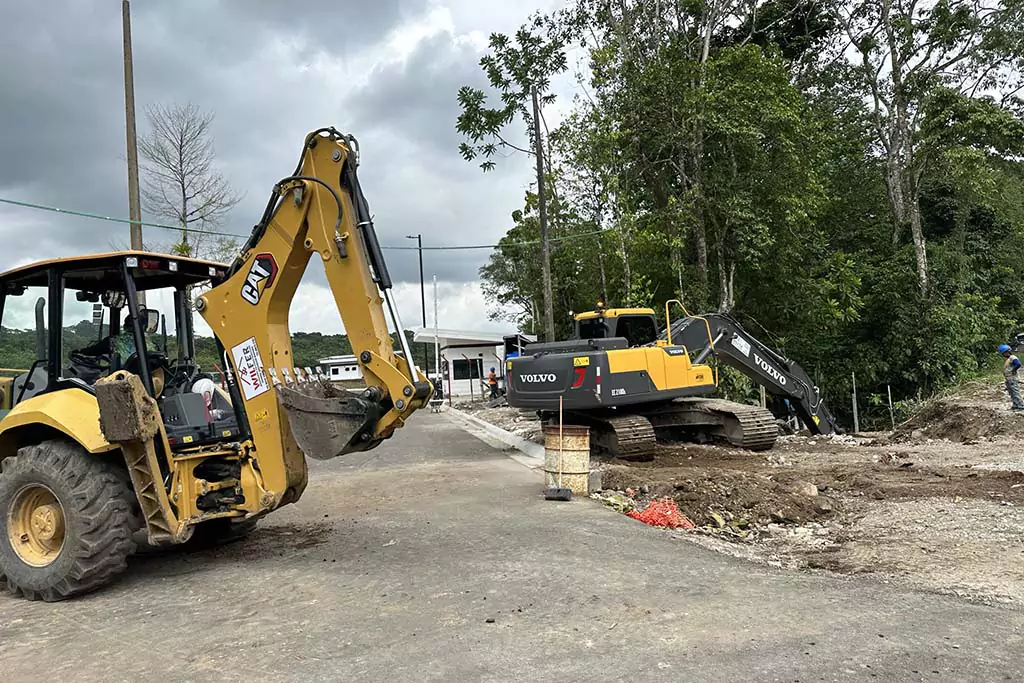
[664,299,719,387]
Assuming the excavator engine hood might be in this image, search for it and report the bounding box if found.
[276,382,387,459]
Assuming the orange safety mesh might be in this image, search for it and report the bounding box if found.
[626,497,695,530]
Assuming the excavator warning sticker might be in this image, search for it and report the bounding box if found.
[573,356,590,367]
[730,335,751,357]
[232,337,270,401]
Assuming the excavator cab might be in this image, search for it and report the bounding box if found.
[573,306,660,348]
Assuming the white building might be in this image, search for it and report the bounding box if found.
[318,354,363,383]
[412,328,536,399]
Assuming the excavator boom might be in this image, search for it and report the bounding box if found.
[666,313,841,435]
[197,129,431,501]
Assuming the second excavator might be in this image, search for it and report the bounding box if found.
[505,302,839,459]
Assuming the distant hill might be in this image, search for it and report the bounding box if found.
[0,322,436,374]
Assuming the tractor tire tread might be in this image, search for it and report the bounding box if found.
[0,440,137,602]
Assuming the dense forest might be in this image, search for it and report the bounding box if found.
[0,322,438,377]
[457,0,1024,425]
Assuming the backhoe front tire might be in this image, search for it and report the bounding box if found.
[0,440,137,602]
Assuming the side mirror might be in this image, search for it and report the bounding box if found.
[144,309,160,334]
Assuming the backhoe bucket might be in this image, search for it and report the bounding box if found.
[276,382,385,460]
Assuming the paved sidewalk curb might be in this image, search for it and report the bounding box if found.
[443,405,545,469]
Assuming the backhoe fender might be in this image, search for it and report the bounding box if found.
[0,388,118,460]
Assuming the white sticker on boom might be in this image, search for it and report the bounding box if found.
[232,337,271,400]
[730,335,752,357]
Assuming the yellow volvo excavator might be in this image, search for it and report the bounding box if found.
[505,303,780,458]
[0,128,431,601]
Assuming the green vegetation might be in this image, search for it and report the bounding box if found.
[0,323,438,376]
[458,0,1024,427]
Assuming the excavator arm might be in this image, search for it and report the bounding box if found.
[196,128,431,503]
[666,313,842,435]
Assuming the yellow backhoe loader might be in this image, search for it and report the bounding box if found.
[0,128,431,601]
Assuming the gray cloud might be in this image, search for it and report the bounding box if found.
[0,0,538,297]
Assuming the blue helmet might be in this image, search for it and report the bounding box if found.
[999,343,1011,354]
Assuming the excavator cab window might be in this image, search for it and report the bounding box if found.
[614,314,658,347]
[576,317,611,340]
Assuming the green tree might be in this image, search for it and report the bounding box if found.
[456,13,571,341]
[839,0,1024,294]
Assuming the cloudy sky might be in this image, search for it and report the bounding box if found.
[0,0,577,335]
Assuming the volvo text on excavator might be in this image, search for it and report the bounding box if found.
[0,128,431,601]
[505,302,838,459]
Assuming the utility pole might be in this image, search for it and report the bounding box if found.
[531,88,555,343]
[122,0,142,252]
[407,234,427,373]
[433,274,440,392]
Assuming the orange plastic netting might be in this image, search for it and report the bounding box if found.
[626,497,695,529]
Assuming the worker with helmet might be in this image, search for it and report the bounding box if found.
[487,367,499,398]
[998,343,1024,411]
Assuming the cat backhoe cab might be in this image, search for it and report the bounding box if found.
[0,127,431,601]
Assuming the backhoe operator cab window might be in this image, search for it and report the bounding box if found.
[0,252,238,449]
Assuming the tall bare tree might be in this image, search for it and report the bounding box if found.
[138,102,243,260]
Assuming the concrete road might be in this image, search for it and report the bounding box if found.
[1,414,1021,682]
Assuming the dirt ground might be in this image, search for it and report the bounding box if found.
[461,382,1024,608]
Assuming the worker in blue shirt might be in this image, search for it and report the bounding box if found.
[998,344,1024,411]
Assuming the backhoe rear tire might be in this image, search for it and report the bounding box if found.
[0,440,138,602]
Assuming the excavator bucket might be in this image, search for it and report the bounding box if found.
[276,381,385,459]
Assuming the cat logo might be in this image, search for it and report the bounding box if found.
[241,253,279,305]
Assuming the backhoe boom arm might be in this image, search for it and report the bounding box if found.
[196,129,431,505]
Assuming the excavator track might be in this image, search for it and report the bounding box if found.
[551,411,657,461]
[550,399,777,460]
[644,398,779,451]
[590,414,658,461]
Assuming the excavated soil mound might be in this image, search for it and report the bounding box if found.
[600,444,1024,530]
[890,401,1024,443]
[601,464,834,527]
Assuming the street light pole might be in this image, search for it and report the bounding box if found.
[406,234,428,374]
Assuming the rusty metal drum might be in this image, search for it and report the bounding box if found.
[542,423,591,495]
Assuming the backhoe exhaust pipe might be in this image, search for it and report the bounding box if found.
[34,297,46,360]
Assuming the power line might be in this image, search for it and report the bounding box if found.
[0,196,606,252]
